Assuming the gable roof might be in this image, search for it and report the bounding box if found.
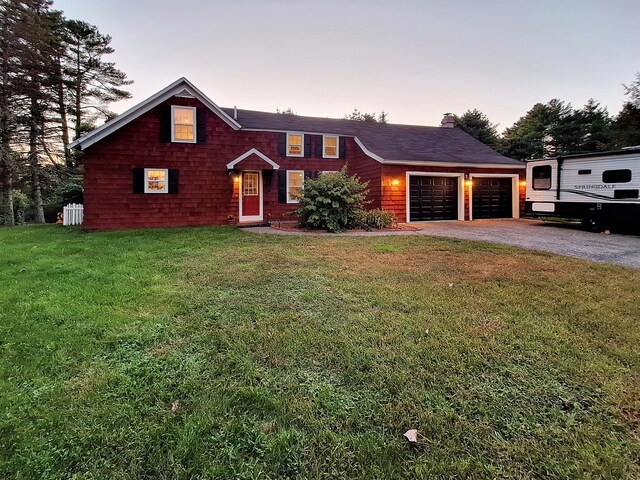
[221,108,523,167]
[226,148,280,170]
[68,77,241,150]
[69,77,523,168]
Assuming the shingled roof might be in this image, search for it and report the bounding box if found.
[221,107,523,167]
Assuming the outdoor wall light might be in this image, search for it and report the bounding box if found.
[391,178,400,186]
[465,180,473,187]
[519,180,527,187]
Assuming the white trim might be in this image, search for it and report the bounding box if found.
[469,173,520,220]
[143,168,169,194]
[323,135,339,158]
[286,132,304,157]
[226,148,280,170]
[286,170,305,203]
[386,160,526,169]
[405,171,465,223]
[171,105,196,143]
[239,170,263,222]
[353,136,385,163]
[68,77,241,150]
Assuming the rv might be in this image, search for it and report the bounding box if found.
[525,148,640,229]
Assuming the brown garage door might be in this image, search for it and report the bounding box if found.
[409,176,458,221]
[472,177,512,219]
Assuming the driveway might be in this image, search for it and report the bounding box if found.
[246,219,640,269]
[413,219,640,269]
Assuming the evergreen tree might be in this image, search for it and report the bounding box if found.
[63,19,132,140]
[344,108,388,123]
[453,109,499,149]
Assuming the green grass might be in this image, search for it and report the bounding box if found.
[1,225,639,479]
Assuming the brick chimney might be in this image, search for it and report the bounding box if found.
[440,113,455,128]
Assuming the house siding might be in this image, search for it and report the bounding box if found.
[83,97,353,229]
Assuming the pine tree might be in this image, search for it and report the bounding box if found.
[63,19,132,140]
[453,109,499,149]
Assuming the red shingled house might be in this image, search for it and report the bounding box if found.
[69,78,525,229]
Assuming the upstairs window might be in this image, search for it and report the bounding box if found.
[287,170,304,203]
[144,168,168,193]
[602,169,631,183]
[532,165,552,190]
[323,135,339,158]
[172,106,196,143]
[287,133,304,157]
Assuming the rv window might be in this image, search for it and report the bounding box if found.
[614,189,639,199]
[532,165,552,190]
[578,169,591,175]
[602,169,631,183]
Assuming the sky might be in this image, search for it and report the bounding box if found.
[52,0,640,131]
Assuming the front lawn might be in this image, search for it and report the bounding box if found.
[1,226,638,479]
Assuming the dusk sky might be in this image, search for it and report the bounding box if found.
[53,0,639,131]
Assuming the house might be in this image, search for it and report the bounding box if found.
[69,78,525,229]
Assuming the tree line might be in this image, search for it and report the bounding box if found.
[453,73,640,160]
[1,0,131,226]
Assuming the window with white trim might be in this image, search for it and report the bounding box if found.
[323,135,338,158]
[144,168,168,193]
[287,133,304,157]
[287,170,304,203]
[172,106,196,143]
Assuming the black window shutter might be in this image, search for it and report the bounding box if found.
[277,133,286,156]
[278,170,287,203]
[314,135,323,158]
[304,170,313,181]
[133,168,144,193]
[160,106,171,142]
[339,137,346,159]
[168,169,179,194]
[196,108,206,144]
[304,135,311,157]
[312,170,320,179]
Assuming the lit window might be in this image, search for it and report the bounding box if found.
[323,135,338,158]
[243,173,259,196]
[287,170,304,203]
[532,165,552,190]
[172,106,196,143]
[144,168,168,193]
[287,133,303,157]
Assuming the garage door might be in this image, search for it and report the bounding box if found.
[409,176,458,221]
[472,177,513,219]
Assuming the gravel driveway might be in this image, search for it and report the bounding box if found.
[412,219,640,269]
[246,219,640,269]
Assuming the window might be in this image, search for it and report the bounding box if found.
[287,133,304,157]
[172,106,196,143]
[144,168,168,193]
[532,165,552,190]
[323,135,339,158]
[578,169,592,175]
[602,169,631,183]
[287,170,304,203]
[243,173,259,196]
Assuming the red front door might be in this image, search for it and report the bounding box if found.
[241,172,260,218]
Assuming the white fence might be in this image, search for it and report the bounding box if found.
[63,203,84,226]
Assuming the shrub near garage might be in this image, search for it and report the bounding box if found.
[290,167,369,232]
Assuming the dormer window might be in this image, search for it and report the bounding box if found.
[286,133,304,157]
[172,106,196,143]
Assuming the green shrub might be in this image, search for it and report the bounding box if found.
[290,167,369,233]
[12,191,28,225]
[357,209,396,230]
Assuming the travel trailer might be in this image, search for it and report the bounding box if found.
[525,148,640,229]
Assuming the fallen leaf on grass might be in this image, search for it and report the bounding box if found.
[404,429,418,443]
[171,400,179,412]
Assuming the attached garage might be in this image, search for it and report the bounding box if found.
[472,177,513,219]
[408,175,461,221]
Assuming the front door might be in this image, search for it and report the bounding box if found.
[240,171,262,221]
